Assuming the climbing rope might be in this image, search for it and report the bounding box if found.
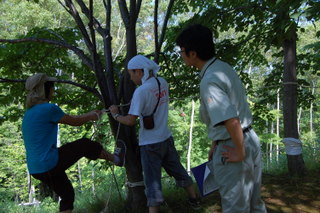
[125,180,145,188]
[101,103,147,189]
[91,112,124,200]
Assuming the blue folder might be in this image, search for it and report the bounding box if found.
[191,161,219,197]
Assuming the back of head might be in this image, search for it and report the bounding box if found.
[176,24,215,60]
[25,73,56,108]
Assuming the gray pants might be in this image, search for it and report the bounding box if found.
[209,129,267,213]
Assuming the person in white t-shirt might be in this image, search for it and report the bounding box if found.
[109,55,199,213]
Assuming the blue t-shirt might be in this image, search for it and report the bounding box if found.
[22,103,65,174]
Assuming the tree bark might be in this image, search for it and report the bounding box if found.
[63,0,146,211]
[310,81,315,132]
[117,1,147,211]
[276,89,280,162]
[187,100,195,172]
[153,0,175,63]
[283,28,305,176]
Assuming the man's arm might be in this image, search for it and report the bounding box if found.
[58,110,101,126]
[114,114,138,126]
[109,105,138,126]
[221,117,246,162]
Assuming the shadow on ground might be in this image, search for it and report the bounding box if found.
[164,170,320,213]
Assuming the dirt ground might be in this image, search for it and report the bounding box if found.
[261,172,320,213]
[169,170,320,213]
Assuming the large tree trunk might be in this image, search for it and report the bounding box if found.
[64,0,146,211]
[119,24,147,213]
[187,99,195,172]
[276,89,280,162]
[117,1,147,211]
[283,29,305,176]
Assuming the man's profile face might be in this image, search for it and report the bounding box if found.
[128,69,143,85]
[179,47,195,67]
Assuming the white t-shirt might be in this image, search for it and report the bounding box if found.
[128,77,172,146]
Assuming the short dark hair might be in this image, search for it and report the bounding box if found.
[44,81,54,99]
[176,24,215,60]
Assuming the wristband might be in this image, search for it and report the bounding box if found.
[113,113,120,120]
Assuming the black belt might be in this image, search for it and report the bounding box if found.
[215,125,252,145]
[243,125,252,133]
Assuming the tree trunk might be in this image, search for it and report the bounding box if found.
[115,1,147,211]
[270,121,274,163]
[276,89,280,162]
[283,29,305,176]
[297,106,302,134]
[310,81,314,132]
[74,0,146,210]
[120,25,147,212]
[187,100,195,172]
[27,170,35,203]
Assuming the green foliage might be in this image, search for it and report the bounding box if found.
[73,175,126,213]
[0,197,58,213]
[0,116,29,202]
[0,25,102,123]
[168,100,210,168]
[261,137,320,175]
[300,131,318,146]
[0,0,320,212]
[0,27,82,78]
[262,153,289,175]
[0,0,74,39]
[305,0,320,21]
[159,53,200,100]
[163,0,320,127]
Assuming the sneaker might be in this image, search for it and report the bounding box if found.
[188,197,201,210]
[114,139,126,167]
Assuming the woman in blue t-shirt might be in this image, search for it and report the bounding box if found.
[22,73,126,213]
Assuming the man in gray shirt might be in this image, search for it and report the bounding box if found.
[176,24,267,213]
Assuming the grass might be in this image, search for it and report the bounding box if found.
[1,147,320,213]
[2,170,320,213]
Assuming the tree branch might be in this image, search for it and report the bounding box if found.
[118,0,130,27]
[58,79,102,100]
[158,0,175,51]
[154,0,159,62]
[103,0,111,30]
[130,0,139,24]
[136,0,143,21]
[0,38,94,70]
[57,0,70,13]
[0,78,102,101]
[75,0,106,36]
[64,0,93,50]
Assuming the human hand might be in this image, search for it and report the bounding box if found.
[221,145,245,162]
[91,110,102,121]
[109,105,119,115]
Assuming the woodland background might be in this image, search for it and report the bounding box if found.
[0,0,319,212]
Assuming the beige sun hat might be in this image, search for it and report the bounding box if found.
[25,73,56,108]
